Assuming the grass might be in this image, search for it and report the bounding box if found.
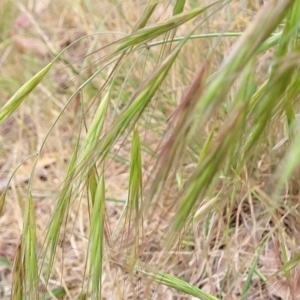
[1,0,300,299]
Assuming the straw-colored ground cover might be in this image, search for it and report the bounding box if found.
[1,0,300,299]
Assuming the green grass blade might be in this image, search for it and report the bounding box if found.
[137,266,220,300]
[0,61,53,125]
[116,2,219,52]
[41,134,80,286]
[198,130,214,164]
[241,249,260,299]
[22,192,39,299]
[88,167,98,206]
[45,286,68,300]
[80,91,110,166]
[10,238,23,300]
[173,0,185,15]
[274,125,300,196]
[127,127,143,262]
[88,175,105,299]
[128,128,142,212]
[132,0,158,32]
[0,189,6,216]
